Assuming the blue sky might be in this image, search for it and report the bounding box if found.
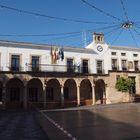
[0,0,140,48]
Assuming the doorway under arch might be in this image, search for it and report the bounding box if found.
[95,79,106,104]
[46,79,61,108]
[80,79,92,105]
[6,78,24,108]
[27,78,43,108]
[64,79,77,107]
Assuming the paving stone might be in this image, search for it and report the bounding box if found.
[0,110,49,140]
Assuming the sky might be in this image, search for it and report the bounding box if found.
[0,0,140,48]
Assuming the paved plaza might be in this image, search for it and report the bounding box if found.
[1,103,140,140]
[0,110,49,140]
[43,103,140,140]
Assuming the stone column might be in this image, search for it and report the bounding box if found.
[77,85,80,106]
[92,84,96,105]
[61,84,64,107]
[43,85,47,109]
[23,85,27,109]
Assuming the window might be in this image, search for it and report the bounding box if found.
[31,56,40,71]
[111,52,116,55]
[111,59,118,70]
[96,60,103,73]
[133,54,138,57]
[67,58,74,73]
[134,61,139,71]
[121,53,126,56]
[29,88,38,102]
[82,59,88,73]
[98,36,100,41]
[122,60,127,70]
[11,55,20,71]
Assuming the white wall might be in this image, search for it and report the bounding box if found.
[0,45,96,73]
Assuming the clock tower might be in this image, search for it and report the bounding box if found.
[93,32,104,44]
[86,32,108,53]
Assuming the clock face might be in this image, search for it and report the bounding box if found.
[97,45,103,52]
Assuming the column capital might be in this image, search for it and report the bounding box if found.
[44,78,47,85]
[60,84,64,88]
[60,78,65,86]
[91,83,95,87]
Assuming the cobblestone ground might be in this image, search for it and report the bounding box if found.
[0,110,49,140]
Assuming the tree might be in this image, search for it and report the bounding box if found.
[116,77,134,93]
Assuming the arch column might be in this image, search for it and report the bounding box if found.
[77,85,80,106]
[92,83,96,105]
[60,84,64,107]
[43,80,47,108]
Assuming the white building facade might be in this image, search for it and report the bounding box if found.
[0,33,140,109]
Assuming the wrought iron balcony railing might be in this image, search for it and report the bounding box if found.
[9,66,24,72]
[26,63,90,74]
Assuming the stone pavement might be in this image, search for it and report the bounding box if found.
[0,110,49,140]
[43,103,140,140]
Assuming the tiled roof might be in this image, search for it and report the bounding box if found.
[109,45,140,52]
[0,40,96,54]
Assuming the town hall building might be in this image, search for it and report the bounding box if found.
[0,32,140,109]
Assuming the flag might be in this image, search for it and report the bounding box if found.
[50,46,53,56]
[56,48,61,60]
[53,48,56,64]
[60,48,64,61]
[50,46,53,63]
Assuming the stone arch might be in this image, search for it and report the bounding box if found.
[46,79,61,101]
[64,79,77,101]
[80,79,92,105]
[6,78,24,108]
[95,79,105,104]
[27,78,43,102]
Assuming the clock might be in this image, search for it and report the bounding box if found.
[97,45,103,52]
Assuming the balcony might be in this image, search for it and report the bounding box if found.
[9,66,24,72]
[134,67,139,71]
[122,67,127,71]
[26,64,90,74]
[112,66,118,71]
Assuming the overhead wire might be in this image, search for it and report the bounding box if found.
[133,28,140,36]
[119,0,138,46]
[0,31,82,37]
[110,28,123,45]
[0,24,121,38]
[80,0,122,22]
[120,0,129,21]
[134,24,140,30]
[128,29,138,47]
[132,28,140,46]
[0,3,116,24]
[34,33,82,43]
[104,26,122,44]
[105,26,122,37]
[32,24,121,43]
